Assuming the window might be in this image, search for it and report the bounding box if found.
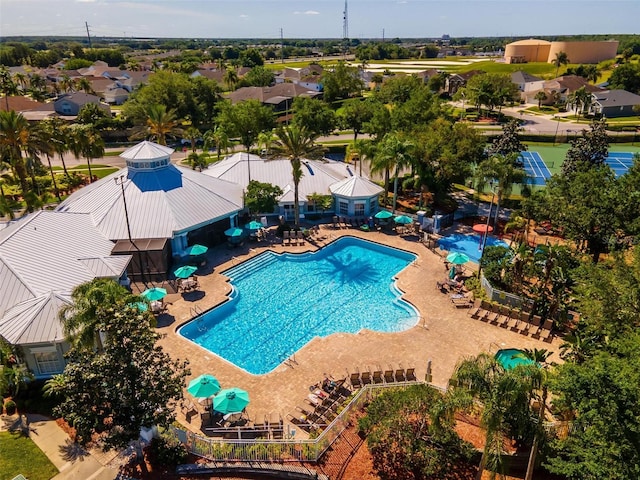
[370,199,377,213]
[33,350,63,375]
[339,201,348,215]
[355,203,365,216]
[61,102,72,114]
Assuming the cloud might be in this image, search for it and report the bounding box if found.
[239,14,248,18]
[294,10,320,15]
[76,0,97,2]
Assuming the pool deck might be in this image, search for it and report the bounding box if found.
[151,223,561,435]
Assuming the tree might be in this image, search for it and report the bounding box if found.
[0,110,49,211]
[486,119,527,160]
[534,90,548,108]
[0,66,18,109]
[553,51,570,77]
[216,99,275,180]
[203,125,229,162]
[346,138,375,176]
[291,97,337,136]
[271,125,325,227]
[76,102,111,126]
[243,66,274,87]
[244,180,283,216]
[475,153,528,229]
[566,86,592,121]
[52,301,189,449]
[74,77,95,94]
[463,73,519,115]
[544,165,618,263]
[372,133,414,212]
[359,384,475,480]
[183,126,201,153]
[131,104,183,146]
[321,61,364,102]
[562,119,608,176]
[60,278,138,353]
[69,124,104,183]
[450,353,540,480]
[339,98,375,142]
[0,337,34,397]
[223,67,239,91]
[607,62,640,94]
[41,117,71,179]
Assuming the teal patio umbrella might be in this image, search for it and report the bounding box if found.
[245,220,264,231]
[129,301,148,312]
[446,252,470,265]
[174,265,198,279]
[186,244,208,256]
[224,227,244,238]
[140,287,167,301]
[374,210,393,219]
[213,387,250,414]
[394,215,413,225]
[187,374,221,399]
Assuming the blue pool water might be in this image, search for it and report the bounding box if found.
[179,237,419,375]
[438,233,509,263]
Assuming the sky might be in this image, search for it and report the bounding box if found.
[1,0,639,39]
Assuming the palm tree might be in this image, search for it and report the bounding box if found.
[534,90,547,109]
[42,117,72,179]
[0,110,48,210]
[224,67,239,91]
[59,74,74,93]
[203,125,229,162]
[257,131,273,157]
[451,353,538,480]
[475,153,528,229]
[60,278,136,352]
[74,77,95,94]
[346,138,374,176]
[0,159,16,219]
[183,126,201,153]
[371,133,414,212]
[131,104,183,146]
[553,51,569,78]
[271,125,325,227]
[70,124,104,183]
[13,72,28,92]
[0,66,18,109]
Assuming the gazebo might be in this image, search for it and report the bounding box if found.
[329,176,384,218]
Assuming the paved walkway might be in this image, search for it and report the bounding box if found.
[3,414,123,480]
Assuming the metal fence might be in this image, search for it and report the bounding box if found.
[480,273,534,310]
[169,381,436,463]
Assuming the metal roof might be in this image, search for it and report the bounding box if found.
[330,176,384,198]
[0,292,71,344]
[0,211,131,344]
[120,141,174,161]
[204,153,355,202]
[56,163,244,239]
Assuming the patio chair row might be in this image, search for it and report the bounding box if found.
[282,230,305,246]
[468,300,554,342]
[332,216,370,229]
[348,365,417,389]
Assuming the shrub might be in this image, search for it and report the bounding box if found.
[146,436,188,467]
[4,399,17,415]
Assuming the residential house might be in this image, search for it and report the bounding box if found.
[54,92,110,116]
[225,83,322,114]
[589,89,640,117]
[511,71,544,93]
[274,65,324,91]
[0,95,56,120]
[523,75,603,105]
[445,70,484,96]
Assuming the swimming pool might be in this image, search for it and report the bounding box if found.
[179,236,419,375]
[437,233,509,263]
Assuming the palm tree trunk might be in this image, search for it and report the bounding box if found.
[46,155,62,202]
[392,167,400,213]
[293,182,300,228]
[58,152,70,178]
[476,451,487,480]
[85,156,94,183]
[383,168,390,204]
[525,387,548,480]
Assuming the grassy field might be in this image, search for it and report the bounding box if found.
[51,164,119,179]
[0,431,58,480]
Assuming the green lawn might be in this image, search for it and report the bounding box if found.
[0,431,58,480]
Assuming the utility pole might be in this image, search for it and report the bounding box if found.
[382,28,385,42]
[280,28,284,63]
[85,21,92,48]
[342,0,349,57]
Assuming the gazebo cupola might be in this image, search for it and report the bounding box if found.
[120,141,174,172]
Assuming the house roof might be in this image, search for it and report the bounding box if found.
[225,83,321,104]
[591,89,640,108]
[544,75,602,94]
[329,176,384,198]
[0,96,48,112]
[203,152,357,202]
[56,141,243,239]
[54,92,102,106]
[0,210,131,340]
[511,71,543,84]
[0,292,71,344]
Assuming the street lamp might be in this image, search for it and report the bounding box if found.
[477,183,497,280]
[114,175,146,285]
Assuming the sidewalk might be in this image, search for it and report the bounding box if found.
[24,414,122,480]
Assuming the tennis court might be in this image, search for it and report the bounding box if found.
[520,151,552,186]
[606,152,636,177]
